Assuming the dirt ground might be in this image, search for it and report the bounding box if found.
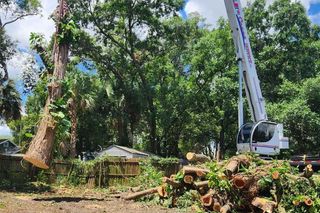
[0,187,183,213]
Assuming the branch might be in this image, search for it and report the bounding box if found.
[1,13,38,28]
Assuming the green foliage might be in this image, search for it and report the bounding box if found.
[57,19,80,44]
[36,170,48,183]
[128,159,163,189]
[175,190,201,209]
[10,0,320,161]
[207,161,231,192]
[0,80,21,122]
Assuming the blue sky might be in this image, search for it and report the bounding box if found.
[1,0,320,136]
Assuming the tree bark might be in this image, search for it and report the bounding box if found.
[23,0,69,169]
[251,197,276,213]
[123,187,158,200]
[162,177,181,188]
[186,152,210,163]
[68,97,77,158]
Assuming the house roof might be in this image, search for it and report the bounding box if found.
[106,145,149,156]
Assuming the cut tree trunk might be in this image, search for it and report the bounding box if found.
[201,190,214,207]
[232,174,253,189]
[194,180,209,189]
[183,175,194,184]
[186,152,210,163]
[162,177,181,188]
[224,155,251,177]
[23,0,70,169]
[251,197,276,213]
[213,198,221,212]
[68,97,78,158]
[182,166,210,177]
[123,187,158,200]
[220,203,232,213]
[304,197,313,206]
[302,164,313,178]
[157,185,168,198]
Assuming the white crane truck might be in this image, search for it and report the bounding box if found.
[223,0,289,156]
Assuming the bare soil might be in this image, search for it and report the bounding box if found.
[0,187,183,213]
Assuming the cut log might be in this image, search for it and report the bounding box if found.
[162,177,181,188]
[304,197,313,206]
[213,198,221,212]
[183,175,194,184]
[220,203,232,213]
[302,164,313,178]
[224,155,251,177]
[251,197,276,213]
[182,166,210,176]
[157,185,168,198]
[232,174,252,189]
[272,171,280,180]
[201,192,213,207]
[186,152,210,163]
[123,187,158,200]
[194,180,209,189]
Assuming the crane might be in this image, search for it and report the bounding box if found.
[224,0,289,155]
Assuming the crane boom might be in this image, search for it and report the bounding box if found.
[224,0,267,122]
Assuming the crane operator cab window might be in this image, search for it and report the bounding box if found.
[252,122,276,143]
[237,122,277,145]
[237,123,254,144]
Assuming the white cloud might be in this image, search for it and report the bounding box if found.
[7,51,39,81]
[0,125,12,136]
[3,0,57,48]
[185,0,317,28]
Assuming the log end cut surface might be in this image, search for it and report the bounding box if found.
[23,155,49,169]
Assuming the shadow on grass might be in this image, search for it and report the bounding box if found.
[33,197,104,202]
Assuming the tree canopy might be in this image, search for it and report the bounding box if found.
[5,0,320,159]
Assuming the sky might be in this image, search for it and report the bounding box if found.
[1,0,320,136]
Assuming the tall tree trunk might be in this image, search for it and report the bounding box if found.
[23,0,70,169]
[68,97,77,158]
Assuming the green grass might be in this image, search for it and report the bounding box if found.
[0,202,6,209]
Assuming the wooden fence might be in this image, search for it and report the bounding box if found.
[45,159,141,187]
[0,154,35,184]
[0,154,180,188]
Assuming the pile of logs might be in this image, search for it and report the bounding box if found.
[123,153,319,212]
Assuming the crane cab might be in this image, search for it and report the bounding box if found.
[237,121,289,156]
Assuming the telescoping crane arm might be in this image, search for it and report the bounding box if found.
[224,0,266,122]
[224,0,289,156]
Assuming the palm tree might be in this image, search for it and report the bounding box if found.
[0,79,21,122]
[65,71,96,158]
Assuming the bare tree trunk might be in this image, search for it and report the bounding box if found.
[23,0,69,169]
[68,97,77,158]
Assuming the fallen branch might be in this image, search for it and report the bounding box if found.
[123,187,158,200]
[162,177,181,188]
